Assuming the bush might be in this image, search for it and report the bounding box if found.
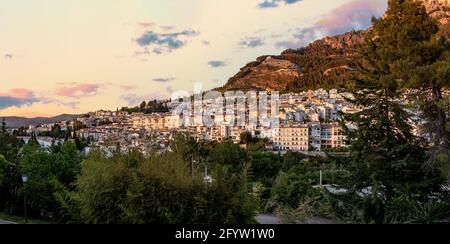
[63,148,257,224]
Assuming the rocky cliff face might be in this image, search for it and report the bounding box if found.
[220,0,449,92]
[220,30,365,92]
[422,0,450,24]
[218,56,301,92]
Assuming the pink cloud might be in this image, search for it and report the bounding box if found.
[55,83,101,98]
[315,0,387,35]
[277,0,387,49]
[0,88,35,99]
[0,88,39,109]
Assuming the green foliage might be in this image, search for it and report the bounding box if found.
[209,141,248,174]
[69,149,131,224]
[19,141,84,220]
[369,0,450,183]
[121,99,169,114]
[72,120,86,131]
[384,190,450,224]
[170,133,203,175]
[281,151,306,172]
[239,131,254,145]
[27,132,39,146]
[65,147,257,224]
[268,165,323,210]
[0,120,25,214]
[248,151,281,185]
[0,155,22,213]
[343,0,445,217]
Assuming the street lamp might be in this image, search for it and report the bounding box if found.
[22,175,28,224]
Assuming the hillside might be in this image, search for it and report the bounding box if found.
[219,30,365,93]
[2,114,82,128]
[220,0,449,93]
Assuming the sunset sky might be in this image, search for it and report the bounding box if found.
[0,0,387,117]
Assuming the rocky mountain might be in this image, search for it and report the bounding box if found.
[2,114,82,128]
[220,0,449,93]
[423,0,450,24]
[219,29,364,92]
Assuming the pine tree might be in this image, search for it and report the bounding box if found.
[28,131,40,146]
[344,0,444,223]
[1,118,6,134]
[377,0,450,185]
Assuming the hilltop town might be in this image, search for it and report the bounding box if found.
[14,89,358,155]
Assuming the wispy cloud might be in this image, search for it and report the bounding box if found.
[40,97,80,109]
[0,88,39,109]
[258,0,302,9]
[153,77,175,83]
[239,37,265,48]
[207,60,227,68]
[135,28,199,55]
[119,85,137,91]
[55,83,101,98]
[276,0,387,49]
[137,22,155,28]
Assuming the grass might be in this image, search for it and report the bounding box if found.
[0,212,50,224]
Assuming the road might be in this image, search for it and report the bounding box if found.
[0,219,16,224]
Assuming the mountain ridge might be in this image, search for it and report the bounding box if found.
[2,114,82,128]
[219,0,449,93]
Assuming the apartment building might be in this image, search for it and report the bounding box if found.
[272,125,309,151]
[320,123,346,149]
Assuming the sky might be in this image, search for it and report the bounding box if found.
[0,0,387,117]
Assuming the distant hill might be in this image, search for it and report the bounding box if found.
[1,114,83,128]
[219,0,449,93]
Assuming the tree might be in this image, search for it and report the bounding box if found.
[282,151,306,172]
[1,118,6,134]
[240,131,254,145]
[51,124,62,138]
[19,141,84,221]
[344,0,444,223]
[209,141,248,174]
[248,151,281,184]
[28,132,40,146]
[73,120,86,131]
[377,0,450,185]
[63,147,256,224]
[169,133,202,176]
[139,101,147,111]
[0,154,22,214]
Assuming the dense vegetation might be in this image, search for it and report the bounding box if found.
[121,100,170,114]
[282,31,363,92]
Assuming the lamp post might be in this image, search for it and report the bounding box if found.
[22,175,28,224]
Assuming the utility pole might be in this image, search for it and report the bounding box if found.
[22,175,28,224]
[319,170,323,188]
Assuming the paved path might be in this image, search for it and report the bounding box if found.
[256,214,335,224]
[298,217,335,224]
[0,219,16,224]
[256,214,281,224]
